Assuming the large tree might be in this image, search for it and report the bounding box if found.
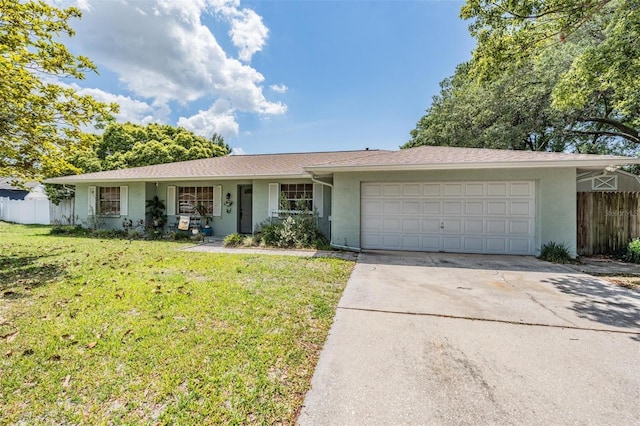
[95,123,229,171]
[408,0,639,152]
[0,0,117,182]
[461,0,640,145]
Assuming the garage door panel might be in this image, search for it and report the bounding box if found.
[423,201,441,215]
[487,219,507,233]
[402,235,420,249]
[423,184,441,196]
[509,220,532,234]
[443,219,462,233]
[361,216,382,231]
[402,184,421,197]
[443,183,463,196]
[362,181,535,254]
[382,234,401,248]
[464,219,484,233]
[510,201,533,216]
[362,184,382,197]
[421,235,440,250]
[362,200,382,215]
[509,239,532,253]
[444,201,462,215]
[487,183,508,196]
[422,219,441,232]
[510,182,533,196]
[487,202,507,215]
[382,218,401,232]
[383,201,401,214]
[402,218,420,233]
[486,238,507,252]
[465,183,484,196]
[465,201,484,215]
[383,184,402,197]
[402,201,420,214]
[362,233,382,248]
[464,237,484,252]
[442,236,462,251]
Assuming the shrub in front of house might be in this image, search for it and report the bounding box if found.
[224,232,244,247]
[255,212,328,250]
[538,241,572,263]
[625,238,640,263]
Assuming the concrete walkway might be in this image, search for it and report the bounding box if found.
[298,251,640,425]
[182,241,358,261]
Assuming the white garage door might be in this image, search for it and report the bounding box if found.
[361,181,536,254]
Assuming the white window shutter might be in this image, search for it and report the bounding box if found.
[269,183,279,217]
[88,186,97,215]
[119,186,128,216]
[313,183,324,217]
[166,186,176,216]
[213,185,222,217]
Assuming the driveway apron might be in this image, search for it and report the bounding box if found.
[298,251,640,425]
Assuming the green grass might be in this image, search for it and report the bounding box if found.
[0,223,354,424]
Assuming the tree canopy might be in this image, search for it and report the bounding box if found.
[0,0,118,181]
[94,122,230,171]
[407,0,640,152]
[46,123,230,203]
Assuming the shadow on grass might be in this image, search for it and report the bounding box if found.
[0,253,64,299]
[541,275,640,340]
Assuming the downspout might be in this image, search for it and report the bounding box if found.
[310,174,361,253]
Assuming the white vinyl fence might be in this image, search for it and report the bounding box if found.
[0,197,74,225]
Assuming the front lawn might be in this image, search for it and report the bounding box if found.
[0,223,354,424]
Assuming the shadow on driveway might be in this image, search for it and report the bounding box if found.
[542,274,640,339]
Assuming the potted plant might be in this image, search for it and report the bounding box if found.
[195,203,213,236]
[145,196,167,228]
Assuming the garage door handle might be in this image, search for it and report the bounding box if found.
[440,223,444,229]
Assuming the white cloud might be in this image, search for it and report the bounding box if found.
[73,86,169,125]
[230,147,246,155]
[56,0,285,134]
[178,99,239,139]
[270,84,288,94]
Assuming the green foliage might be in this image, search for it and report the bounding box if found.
[454,0,640,147]
[49,225,88,236]
[258,223,281,246]
[95,122,229,171]
[538,241,573,263]
[256,214,328,250]
[224,233,244,247]
[145,196,167,227]
[0,1,118,182]
[242,236,258,247]
[625,238,640,263]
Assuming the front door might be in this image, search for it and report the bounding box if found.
[238,185,253,234]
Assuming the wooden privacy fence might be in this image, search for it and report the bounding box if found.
[577,192,640,255]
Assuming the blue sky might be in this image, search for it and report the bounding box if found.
[58,0,476,154]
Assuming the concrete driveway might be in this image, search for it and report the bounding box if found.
[298,251,640,425]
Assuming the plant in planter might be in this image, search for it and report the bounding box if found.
[145,196,167,229]
[195,203,213,236]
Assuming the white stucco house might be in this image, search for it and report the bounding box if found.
[46,145,640,256]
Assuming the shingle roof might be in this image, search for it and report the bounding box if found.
[304,146,640,172]
[45,145,640,184]
[46,150,388,183]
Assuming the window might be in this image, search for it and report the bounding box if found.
[280,183,313,211]
[178,186,215,215]
[98,187,121,215]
